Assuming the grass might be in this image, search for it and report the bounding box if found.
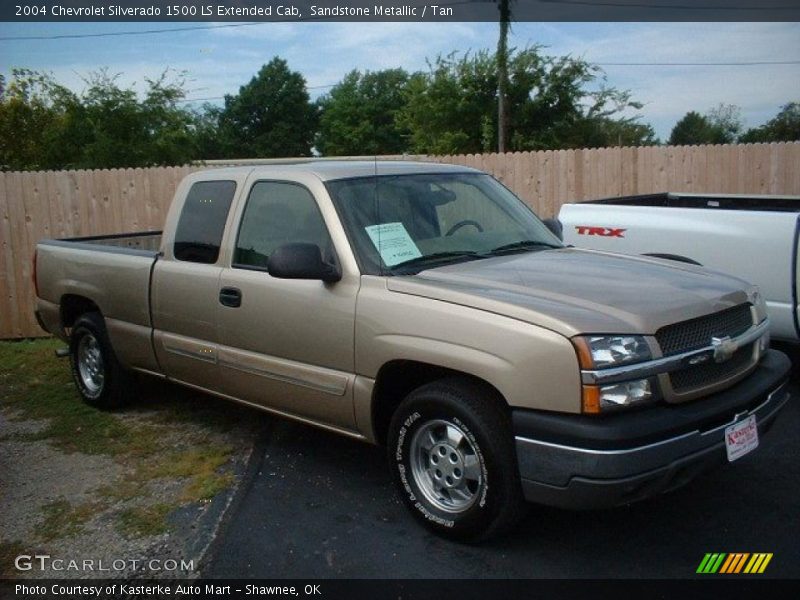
[36,498,98,542]
[117,504,173,538]
[0,541,26,578]
[0,338,256,542]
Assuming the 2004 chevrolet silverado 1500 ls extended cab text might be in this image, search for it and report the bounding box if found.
[34,162,791,541]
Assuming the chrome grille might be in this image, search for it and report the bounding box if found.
[656,304,753,357]
[670,343,754,393]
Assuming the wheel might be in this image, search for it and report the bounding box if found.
[387,378,526,542]
[69,312,134,409]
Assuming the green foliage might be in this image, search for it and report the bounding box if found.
[316,69,410,156]
[668,104,743,146]
[398,48,655,154]
[669,111,722,145]
[0,68,199,170]
[740,102,800,143]
[0,69,77,170]
[213,57,318,158]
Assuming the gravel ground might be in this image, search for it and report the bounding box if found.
[0,342,264,580]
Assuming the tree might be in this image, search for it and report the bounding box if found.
[740,102,800,143]
[73,69,198,168]
[668,104,742,146]
[669,111,724,146]
[707,103,743,142]
[399,51,499,155]
[316,69,410,156]
[0,68,200,170]
[0,69,78,170]
[398,48,652,155]
[215,58,317,158]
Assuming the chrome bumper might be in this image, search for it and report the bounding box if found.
[514,349,791,509]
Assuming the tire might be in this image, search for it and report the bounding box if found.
[69,312,135,409]
[387,378,526,542]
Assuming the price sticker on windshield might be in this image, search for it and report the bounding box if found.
[365,222,422,267]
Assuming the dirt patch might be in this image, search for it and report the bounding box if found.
[0,339,265,579]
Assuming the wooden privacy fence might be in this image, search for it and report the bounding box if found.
[2,142,799,339]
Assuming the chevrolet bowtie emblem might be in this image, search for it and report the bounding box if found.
[711,336,738,363]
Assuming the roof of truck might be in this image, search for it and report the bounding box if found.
[201,160,480,181]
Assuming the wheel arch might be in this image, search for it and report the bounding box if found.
[60,294,101,330]
[370,359,509,447]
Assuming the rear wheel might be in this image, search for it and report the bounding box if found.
[387,378,526,542]
[69,312,134,409]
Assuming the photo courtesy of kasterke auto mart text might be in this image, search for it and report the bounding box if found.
[33,161,791,541]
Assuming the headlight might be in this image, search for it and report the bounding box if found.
[572,335,657,413]
[572,335,652,369]
[582,378,659,413]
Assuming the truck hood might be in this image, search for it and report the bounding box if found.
[386,248,752,337]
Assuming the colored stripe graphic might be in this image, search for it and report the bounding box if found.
[697,553,727,573]
[720,553,749,573]
[744,553,774,574]
[700,553,773,574]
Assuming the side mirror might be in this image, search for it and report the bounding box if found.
[267,243,341,283]
[542,218,563,241]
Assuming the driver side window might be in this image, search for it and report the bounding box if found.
[234,181,332,270]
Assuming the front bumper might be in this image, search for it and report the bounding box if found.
[513,349,792,509]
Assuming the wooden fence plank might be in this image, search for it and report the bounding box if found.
[2,143,800,338]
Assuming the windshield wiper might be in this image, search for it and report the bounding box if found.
[390,250,482,271]
[486,240,562,255]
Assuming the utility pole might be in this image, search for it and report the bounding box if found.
[497,0,510,153]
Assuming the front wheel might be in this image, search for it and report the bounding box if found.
[69,312,134,409]
[387,378,526,542]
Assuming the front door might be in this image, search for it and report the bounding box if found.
[216,180,359,430]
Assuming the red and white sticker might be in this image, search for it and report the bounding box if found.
[725,415,759,462]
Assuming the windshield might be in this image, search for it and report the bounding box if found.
[326,172,562,275]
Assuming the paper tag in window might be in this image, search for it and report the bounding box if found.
[365,222,422,267]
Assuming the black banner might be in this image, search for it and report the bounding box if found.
[3,0,800,22]
[2,579,800,600]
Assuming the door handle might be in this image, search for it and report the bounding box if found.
[219,287,242,308]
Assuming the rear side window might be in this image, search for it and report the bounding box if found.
[174,181,236,263]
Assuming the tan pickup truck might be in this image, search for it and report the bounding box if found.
[34,161,791,541]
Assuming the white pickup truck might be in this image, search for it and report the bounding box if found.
[558,193,800,343]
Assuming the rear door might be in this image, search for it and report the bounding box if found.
[151,175,242,391]
[216,176,360,430]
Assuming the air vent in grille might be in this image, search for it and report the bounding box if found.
[656,304,753,357]
[670,343,754,393]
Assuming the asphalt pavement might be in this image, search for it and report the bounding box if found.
[204,377,799,579]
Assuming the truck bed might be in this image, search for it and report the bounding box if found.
[35,231,162,355]
[583,192,800,213]
[44,230,163,255]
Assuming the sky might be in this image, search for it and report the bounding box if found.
[1,21,798,140]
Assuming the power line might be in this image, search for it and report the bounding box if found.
[0,21,267,41]
[174,59,799,104]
